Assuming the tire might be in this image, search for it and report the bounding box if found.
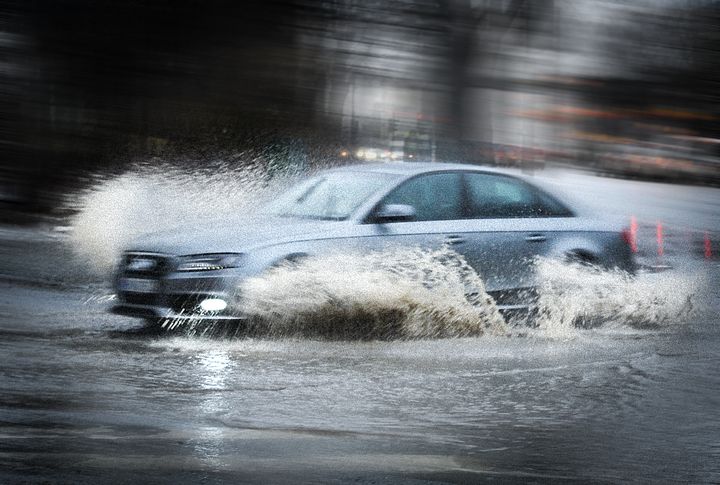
[564,250,597,267]
[141,318,166,335]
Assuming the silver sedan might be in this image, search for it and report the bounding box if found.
[111,163,636,323]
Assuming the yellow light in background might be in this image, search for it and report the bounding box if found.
[340,150,348,157]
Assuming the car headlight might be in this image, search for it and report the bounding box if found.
[176,253,244,272]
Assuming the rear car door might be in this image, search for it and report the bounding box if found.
[457,172,573,293]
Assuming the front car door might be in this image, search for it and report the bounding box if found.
[363,171,465,254]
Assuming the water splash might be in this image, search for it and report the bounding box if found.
[219,247,507,340]
[67,162,299,275]
[228,254,704,340]
[533,257,704,338]
[154,252,704,341]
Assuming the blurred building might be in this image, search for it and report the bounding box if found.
[1,0,719,219]
[311,0,719,180]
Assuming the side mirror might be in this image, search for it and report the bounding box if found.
[374,204,416,223]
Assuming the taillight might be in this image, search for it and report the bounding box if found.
[622,217,638,253]
[621,227,632,245]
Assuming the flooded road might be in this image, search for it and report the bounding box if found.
[1,269,719,483]
[1,170,720,483]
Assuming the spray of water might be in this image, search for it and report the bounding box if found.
[225,254,702,340]
[533,257,703,337]
[67,162,298,275]
[156,253,703,341]
[165,247,507,340]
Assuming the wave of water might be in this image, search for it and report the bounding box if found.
[163,251,703,341]
[67,162,298,274]
[231,247,507,340]
[533,258,704,338]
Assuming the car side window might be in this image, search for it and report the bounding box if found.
[463,173,571,218]
[380,173,463,221]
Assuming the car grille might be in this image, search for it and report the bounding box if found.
[121,252,174,278]
[168,293,218,314]
[117,254,229,317]
[121,292,161,306]
[117,253,172,308]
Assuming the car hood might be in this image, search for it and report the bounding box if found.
[127,215,345,255]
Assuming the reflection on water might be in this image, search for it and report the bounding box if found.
[191,349,233,468]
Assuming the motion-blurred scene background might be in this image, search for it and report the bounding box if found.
[2,0,719,222]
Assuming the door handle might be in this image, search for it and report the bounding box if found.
[525,234,547,242]
[445,235,466,245]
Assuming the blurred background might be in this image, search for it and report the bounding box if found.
[1,0,719,221]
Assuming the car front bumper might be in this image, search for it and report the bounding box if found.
[113,257,247,321]
[110,301,247,321]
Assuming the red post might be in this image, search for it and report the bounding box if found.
[630,216,638,253]
[656,222,664,257]
[704,232,712,259]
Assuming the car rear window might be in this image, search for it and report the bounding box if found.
[463,173,572,218]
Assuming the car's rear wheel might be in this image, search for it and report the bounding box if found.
[564,249,598,267]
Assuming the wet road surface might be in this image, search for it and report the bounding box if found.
[1,270,719,484]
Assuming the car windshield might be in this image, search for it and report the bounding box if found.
[265,171,396,220]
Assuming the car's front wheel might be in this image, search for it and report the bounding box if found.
[140,318,166,334]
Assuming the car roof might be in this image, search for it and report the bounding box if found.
[324,161,524,178]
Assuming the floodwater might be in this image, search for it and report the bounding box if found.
[1,168,719,483]
[1,273,718,483]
